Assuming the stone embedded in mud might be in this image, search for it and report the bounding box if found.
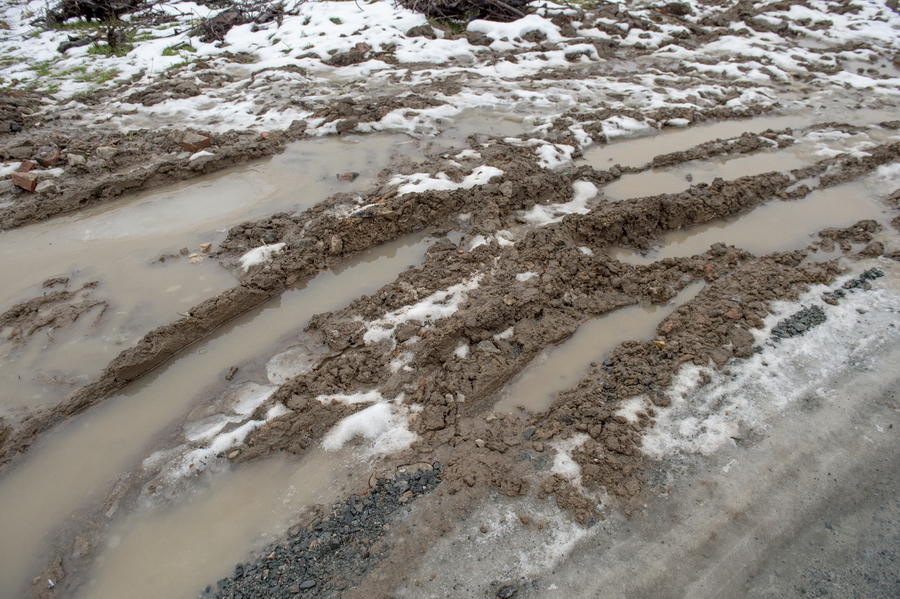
[95,146,117,160]
[66,153,86,167]
[10,171,38,191]
[183,132,211,153]
[35,146,60,167]
[337,171,359,182]
[35,180,60,195]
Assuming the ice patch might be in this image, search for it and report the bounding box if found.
[363,275,482,345]
[239,243,285,271]
[520,181,598,226]
[189,150,214,161]
[454,343,470,359]
[321,395,417,456]
[316,390,384,405]
[550,433,589,486]
[516,272,538,282]
[494,326,514,341]
[643,274,900,458]
[266,345,322,385]
[391,165,503,196]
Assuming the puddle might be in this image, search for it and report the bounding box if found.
[580,115,812,169]
[0,234,431,599]
[0,133,421,415]
[612,184,888,265]
[76,448,359,599]
[440,108,534,140]
[601,150,811,200]
[495,281,705,414]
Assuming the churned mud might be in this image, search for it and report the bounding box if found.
[0,0,899,598]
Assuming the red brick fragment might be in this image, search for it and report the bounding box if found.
[11,171,38,191]
[17,159,35,172]
[182,132,211,153]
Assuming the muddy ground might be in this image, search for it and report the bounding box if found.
[0,0,899,598]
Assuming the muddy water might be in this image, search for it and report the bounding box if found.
[77,447,361,599]
[601,150,810,201]
[613,184,888,265]
[580,115,813,169]
[0,134,419,415]
[495,281,705,414]
[0,235,430,599]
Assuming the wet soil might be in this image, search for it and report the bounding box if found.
[2,1,900,598]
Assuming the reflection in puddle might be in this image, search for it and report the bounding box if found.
[0,235,431,599]
[495,281,705,414]
[602,150,810,201]
[580,115,812,169]
[0,134,421,415]
[613,184,887,265]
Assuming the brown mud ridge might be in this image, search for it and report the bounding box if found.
[1,133,898,470]
[0,277,106,350]
[0,93,302,230]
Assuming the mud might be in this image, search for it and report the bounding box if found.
[0,126,293,229]
[1,0,900,597]
[0,279,105,349]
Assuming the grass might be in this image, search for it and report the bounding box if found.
[428,17,467,35]
[87,42,133,57]
[75,67,120,83]
[329,17,342,24]
[162,44,196,56]
[29,60,53,76]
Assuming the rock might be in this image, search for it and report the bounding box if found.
[9,123,22,133]
[200,242,213,253]
[66,153,86,166]
[406,24,436,39]
[466,31,493,46]
[95,146,118,160]
[329,235,343,254]
[180,247,190,255]
[35,146,61,167]
[7,145,33,159]
[477,340,501,354]
[335,118,358,134]
[183,132,211,153]
[189,253,203,264]
[11,171,38,191]
[337,171,359,181]
[497,586,518,598]
[665,2,692,15]
[298,580,316,589]
[36,180,60,194]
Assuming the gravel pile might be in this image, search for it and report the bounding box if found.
[206,463,442,599]
[770,305,827,341]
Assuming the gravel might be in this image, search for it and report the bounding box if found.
[204,463,442,599]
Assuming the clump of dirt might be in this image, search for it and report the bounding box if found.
[0,280,106,348]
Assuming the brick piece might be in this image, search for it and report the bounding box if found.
[11,171,38,191]
[183,132,211,153]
